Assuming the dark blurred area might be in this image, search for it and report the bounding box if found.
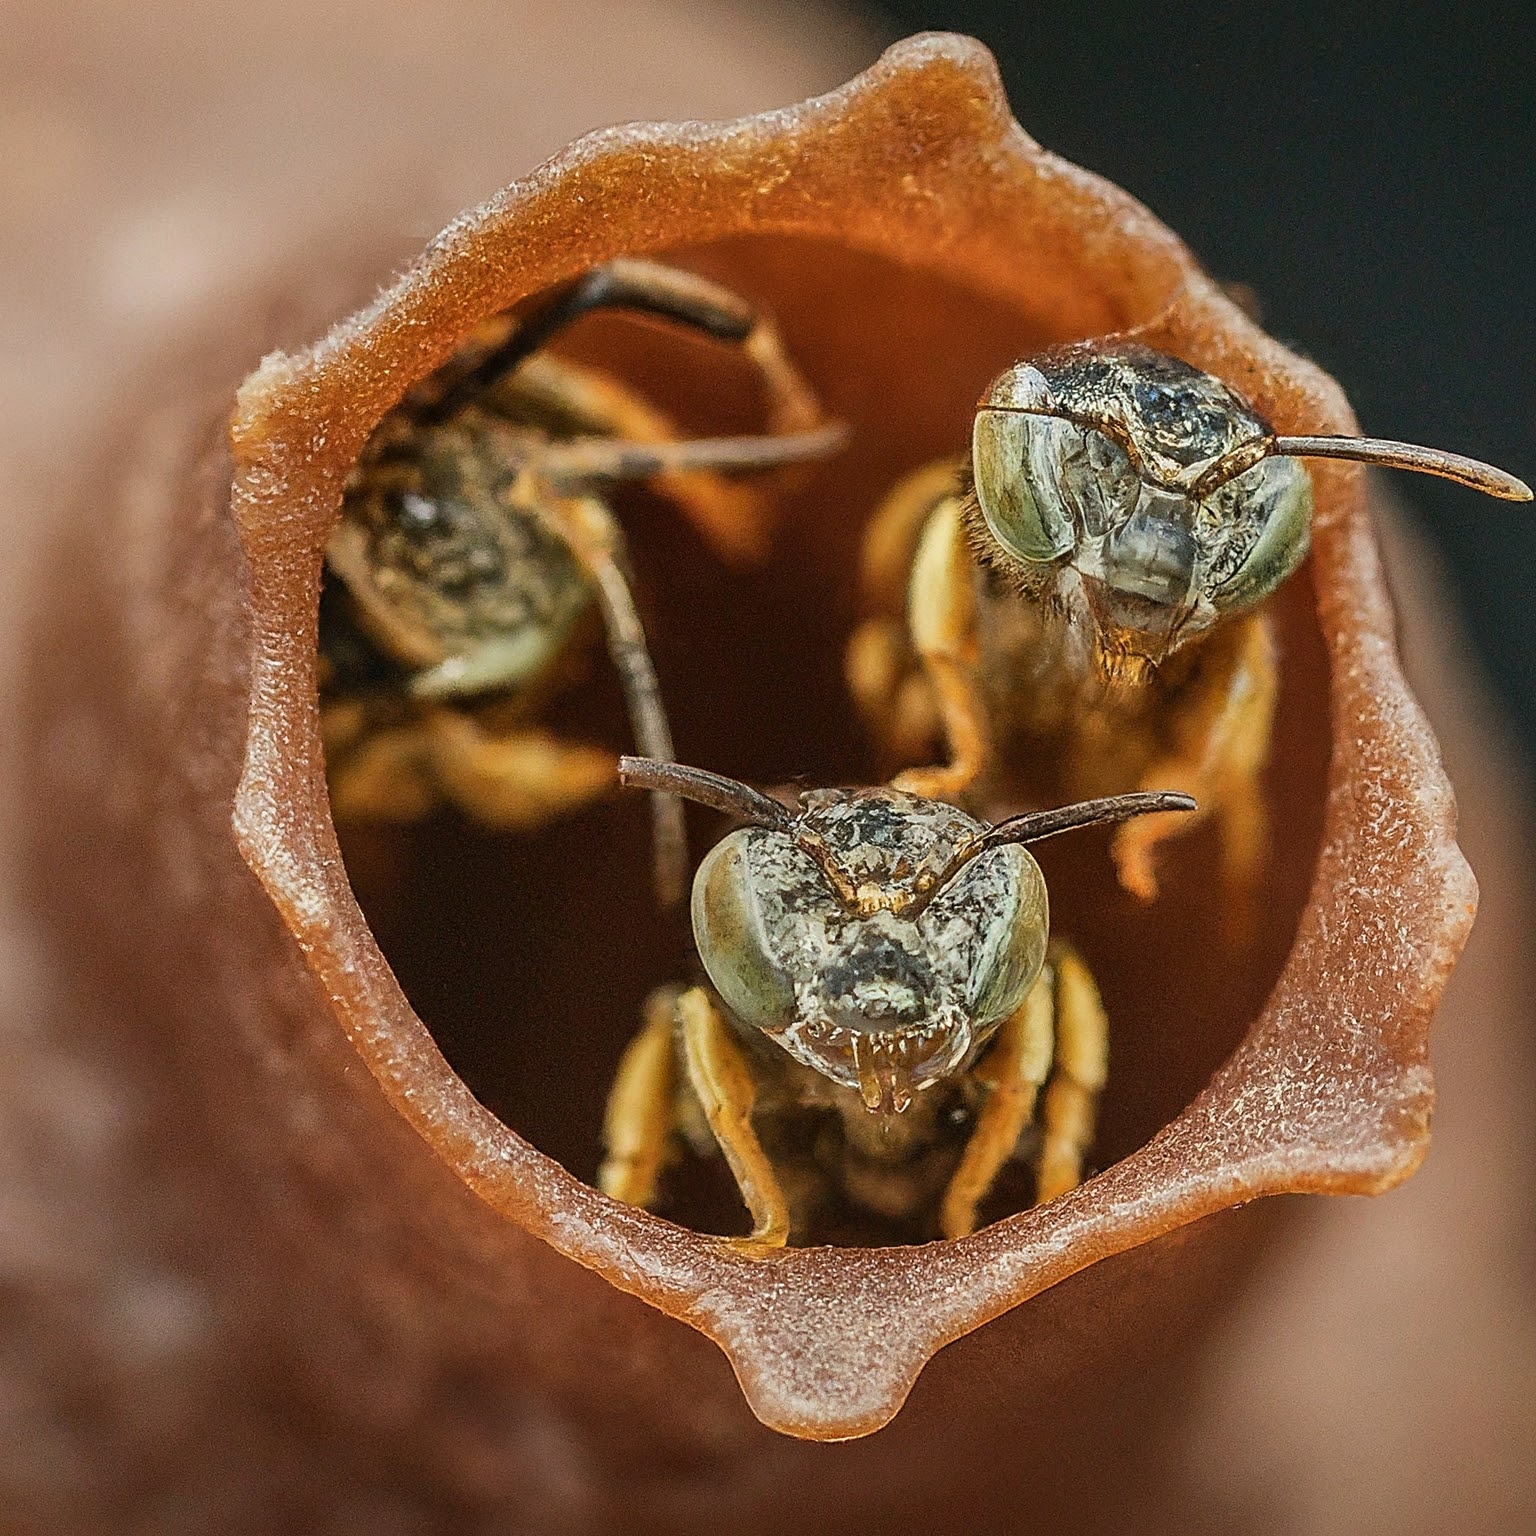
[872,1,1536,772]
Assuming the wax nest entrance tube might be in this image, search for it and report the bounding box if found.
[178,35,1467,1443]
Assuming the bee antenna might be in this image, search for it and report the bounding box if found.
[618,757,793,830]
[975,791,1198,851]
[1269,436,1531,501]
[1194,434,1531,501]
[913,791,1197,913]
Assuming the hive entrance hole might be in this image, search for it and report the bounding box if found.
[330,235,1327,1244]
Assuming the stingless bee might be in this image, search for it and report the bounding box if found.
[847,341,1530,903]
[320,259,845,902]
[599,755,1194,1244]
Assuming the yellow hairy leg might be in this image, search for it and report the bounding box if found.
[599,987,683,1209]
[421,709,614,830]
[508,351,774,563]
[1111,611,1277,905]
[677,986,790,1247]
[1033,944,1109,1203]
[940,970,1055,1240]
[889,494,991,803]
[321,700,439,823]
[858,458,969,610]
[847,460,967,765]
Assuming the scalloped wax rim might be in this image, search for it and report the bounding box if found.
[228,34,1474,1438]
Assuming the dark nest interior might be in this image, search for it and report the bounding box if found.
[329,234,1330,1246]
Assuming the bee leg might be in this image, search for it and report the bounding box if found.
[1212,615,1279,943]
[1034,943,1109,1203]
[859,458,972,609]
[450,258,836,562]
[493,258,827,436]
[322,702,440,822]
[1110,611,1277,911]
[528,409,847,565]
[676,986,790,1248]
[599,986,684,1209]
[939,964,1055,1240]
[420,709,615,830]
[846,460,968,766]
[889,494,992,803]
[504,353,774,563]
[846,616,940,766]
[325,732,438,822]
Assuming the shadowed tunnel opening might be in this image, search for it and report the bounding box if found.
[330,234,1330,1244]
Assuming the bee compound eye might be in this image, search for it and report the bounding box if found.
[1080,427,1141,530]
[1211,455,1314,615]
[950,845,1048,1032]
[972,410,1075,563]
[691,831,797,1033]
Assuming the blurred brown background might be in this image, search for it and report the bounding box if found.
[2,2,1532,1532]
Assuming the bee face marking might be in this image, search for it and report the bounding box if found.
[692,787,1048,1114]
